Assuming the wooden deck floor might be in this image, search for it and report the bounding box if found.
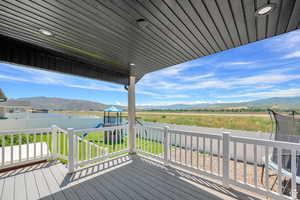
[0,155,262,200]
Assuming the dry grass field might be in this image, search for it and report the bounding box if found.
[54,111,273,133]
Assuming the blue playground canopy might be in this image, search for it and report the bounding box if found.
[104,106,123,112]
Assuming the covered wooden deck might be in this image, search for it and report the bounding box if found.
[0,155,261,200]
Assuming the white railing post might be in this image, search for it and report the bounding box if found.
[222,132,230,187]
[67,128,75,173]
[51,125,57,158]
[163,126,169,165]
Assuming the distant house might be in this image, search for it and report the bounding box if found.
[0,90,31,118]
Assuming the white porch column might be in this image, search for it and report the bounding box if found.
[128,76,136,153]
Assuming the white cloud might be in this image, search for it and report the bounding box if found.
[224,61,253,65]
[282,50,300,59]
[0,74,34,82]
[182,73,215,81]
[219,88,300,98]
[237,74,300,85]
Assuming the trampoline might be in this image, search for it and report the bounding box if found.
[262,110,300,194]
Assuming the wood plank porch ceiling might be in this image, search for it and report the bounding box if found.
[0,0,299,85]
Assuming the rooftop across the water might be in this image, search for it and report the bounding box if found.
[104,106,123,112]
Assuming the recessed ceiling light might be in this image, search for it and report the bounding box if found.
[39,29,53,36]
[129,63,135,66]
[256,4,275,16]
[136,18,149,29]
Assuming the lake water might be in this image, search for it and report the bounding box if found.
[0,112,104,131]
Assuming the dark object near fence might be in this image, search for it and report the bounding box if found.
[262,109,300,196]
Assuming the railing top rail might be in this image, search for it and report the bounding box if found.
[168,128,222,139]
[230,135,300,150]
[0,127,53,135]
[135,126,164,132]
[73,125,128,134]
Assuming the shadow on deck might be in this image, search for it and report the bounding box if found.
[0,155,262,200]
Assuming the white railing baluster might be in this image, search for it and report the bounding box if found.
[163,126,169,165]
[26,134,29,161]
[243,143,247,183]
[67,128,74,173]
[170,133,172,161]
[65,133,67,157]
[40,132,43,158]
[154,130,157,155]
[51,125,57,157]
[180,133,182,163]
[190,136,193,167]
[75,135,79,168]
[197,136,199,169]
[87,140,90,161]
[203,137,206,170]
[11,134,13,164]
[277,147,282,196]
[222,132,229,187]
[97,132,100,156]
[19,134,21,162]
[2,135,5,166]
[218,139,220,175]
[210,138,213,173]
[57,132,60,155]
[254,144,258,188]
[46,132,49,157]
[265,146,269,192]
[292,149,297,200]
[234,141,237,181]
[185,135,187,165]
[175,133,177,163]
[82,136,85,161]
[2,136,5,166]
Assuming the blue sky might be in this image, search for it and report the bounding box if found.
[1,30,300,106]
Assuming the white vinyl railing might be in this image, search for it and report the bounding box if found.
[2,124,299,199]
[136,126,300,200]
[68,125,128,171]
[0,125,129,172]
[0,127,53,169]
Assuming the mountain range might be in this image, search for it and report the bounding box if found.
[15,97,114,111]
[3,96,300,111]
[139,96,300,110]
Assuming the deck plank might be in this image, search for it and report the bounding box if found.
[24,170,40,200]
[33,166,53,200]
[41,166,66,200]
[48,164,81,200]
[112,166,172,200]
[1,175,14,200]
[118,163,189,200]
[132,159,220,200]
[0,177,4,199]
[0,156,262,200]
[56,165,94,200]
[14,172,27,200]
[94,175,133,200]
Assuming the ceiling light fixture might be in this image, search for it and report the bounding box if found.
[256,4,275,16]
[129,63,135,66]
[39,29,53,36]
[136,18,149,29]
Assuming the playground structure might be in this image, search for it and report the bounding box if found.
[102,106,125,144]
